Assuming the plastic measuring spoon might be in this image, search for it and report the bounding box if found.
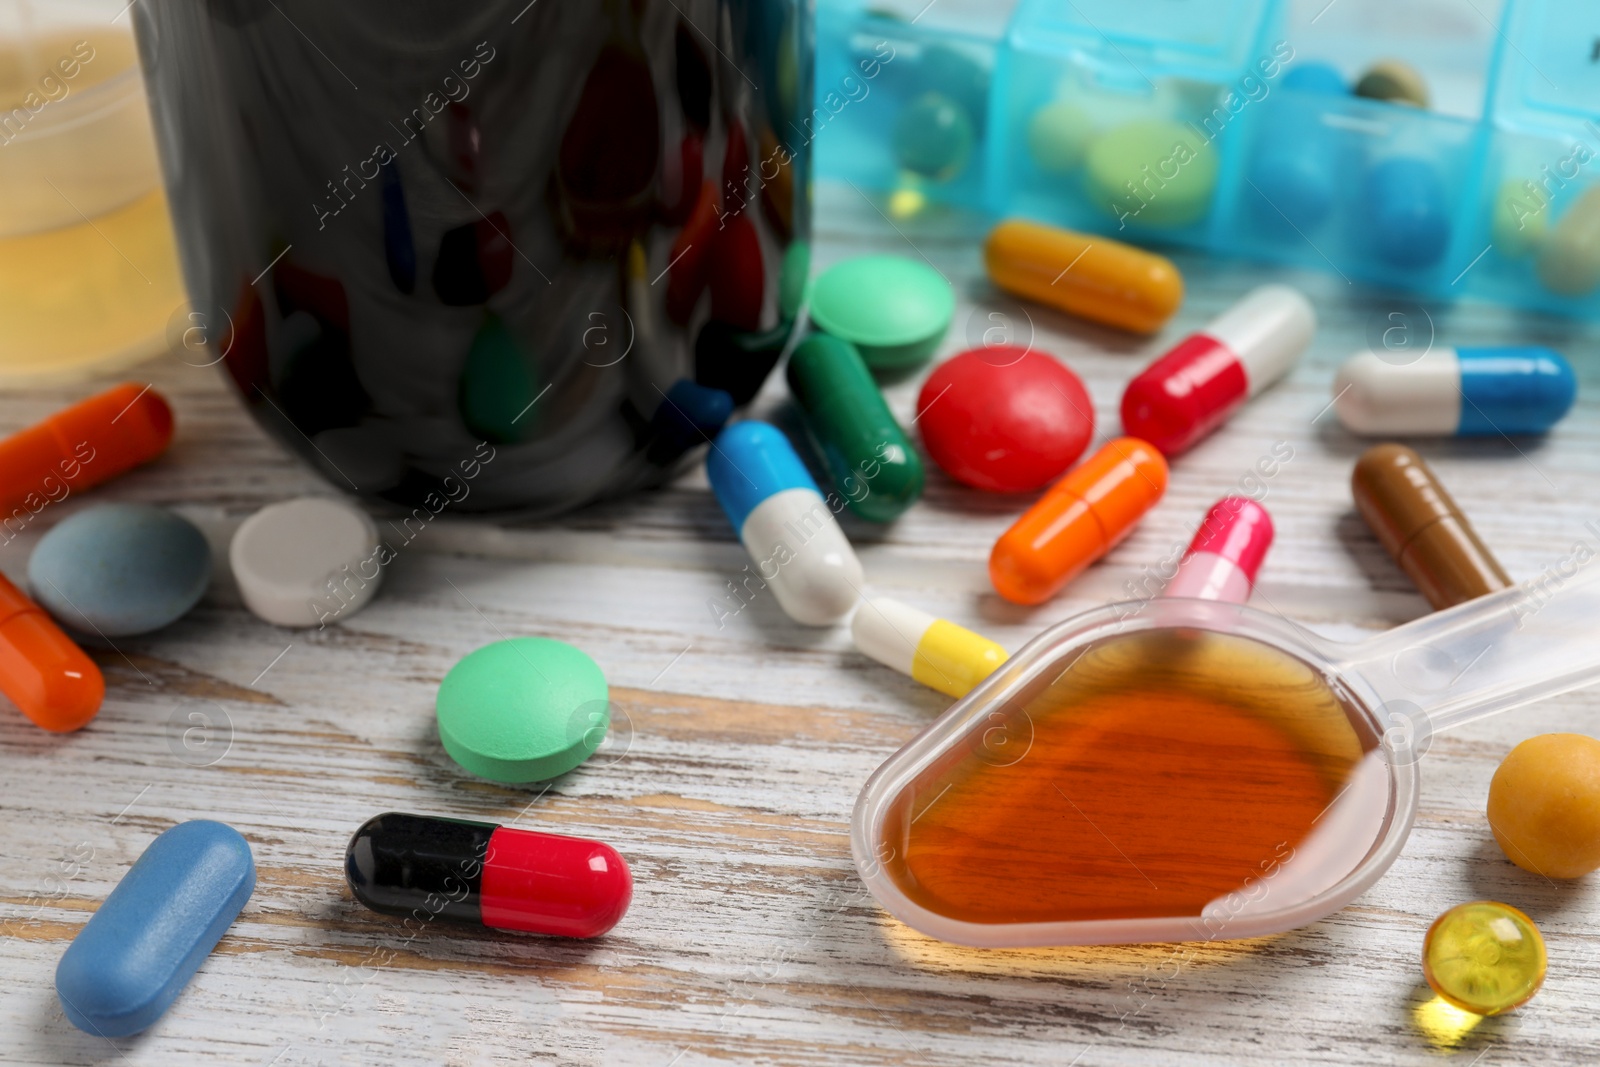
[853,564,1600,946]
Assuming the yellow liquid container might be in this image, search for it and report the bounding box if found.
[0,9,184,382]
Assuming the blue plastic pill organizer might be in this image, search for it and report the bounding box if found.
[815,0,1600,318]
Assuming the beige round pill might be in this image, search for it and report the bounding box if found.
[230,497,382,627]
[1354,59,1429,108]
[1490,178,1547,259]
[1538,185,1600,297]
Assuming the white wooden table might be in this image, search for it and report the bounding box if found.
[3,184,1600,1066]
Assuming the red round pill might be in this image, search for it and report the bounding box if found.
[917,346,1094,493]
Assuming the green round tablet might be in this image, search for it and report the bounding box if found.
[436,637,609,783]
[893,91,975,181]
[1085,119,1218,228]
[809,254,953,372]
[1027,101,1093,175]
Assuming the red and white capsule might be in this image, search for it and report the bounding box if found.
[1164,497,1274,603]
[1121,285,1315,456]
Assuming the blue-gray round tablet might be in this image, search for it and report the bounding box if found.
[29,504,211,637]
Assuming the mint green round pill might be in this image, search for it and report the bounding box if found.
[1027,101,1093,174]
[436,637,608,783]
[809,254,953,372]
[1086,119,1218,228]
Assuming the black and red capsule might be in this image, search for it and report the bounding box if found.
[344,812,632,938]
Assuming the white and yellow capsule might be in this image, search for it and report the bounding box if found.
[851,597,1007,699]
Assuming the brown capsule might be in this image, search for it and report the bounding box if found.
[1351,443,1510,609]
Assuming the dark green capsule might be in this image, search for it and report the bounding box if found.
[786,333,923,522]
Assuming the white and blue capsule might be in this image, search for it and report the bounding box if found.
[1333,346,1576,436]
[706,421,863,626]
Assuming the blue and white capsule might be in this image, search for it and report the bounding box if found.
[706,421,863,625]
[1334,346,1576,436]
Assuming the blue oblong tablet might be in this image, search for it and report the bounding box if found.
[1281,61,1346,96]
[1249,108,1339,231]
[1248,62,1348,232]
[56,821,254,1037]
[1364,157,1450,268]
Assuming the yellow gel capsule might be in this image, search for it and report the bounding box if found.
[984,218,1184,334]
[1422,901,1546,1016]
[851,597,1007,699]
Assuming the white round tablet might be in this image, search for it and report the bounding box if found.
[230,497,382,627]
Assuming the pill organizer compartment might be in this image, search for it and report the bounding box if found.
[1232,91,1481,293]
[995,0,1280,248]
[813,2,1003,210]
[814,0,1600,318]
[1470,0,1600,315]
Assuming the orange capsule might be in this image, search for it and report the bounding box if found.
[0,572,103,731]
[984,219,1184,334]
[989,437,1169,605]
[0,383,173,519]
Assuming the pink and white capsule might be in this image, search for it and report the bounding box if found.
[1164,497,1274,603]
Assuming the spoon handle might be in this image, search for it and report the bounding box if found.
[1341,554,1600,734]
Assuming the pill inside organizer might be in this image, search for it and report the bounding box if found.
[871,627,1390,928]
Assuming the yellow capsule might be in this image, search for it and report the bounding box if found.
[984,218,1184,334]
[1423,901,1546,1016]
[851,597,1007,699]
